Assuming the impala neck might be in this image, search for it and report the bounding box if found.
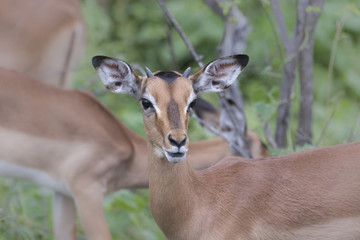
[147,143,198,238]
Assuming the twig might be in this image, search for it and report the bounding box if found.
[264,122,278,148]
[326,18,344,107]
[166,19,178,69]
[259,0,284,61]
[157,0,204,67]
[316,92,343,146]
[269,0,291,52]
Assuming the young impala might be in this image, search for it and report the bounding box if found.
[0,68,267,240]
[94,54,360,240]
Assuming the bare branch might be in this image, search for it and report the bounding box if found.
[264,122,278,148]
[274,54,297,147]
[326,17,344,106]
[203,0,226,19]
[204,0,251,56]
[203,0,251,157]
[166,20,178,69]
[293,0,309,46]
[316,92,343,146]
[157,0,204,67]
[269,0,291,52]
[295,0,325,146]
[259,0,284,60]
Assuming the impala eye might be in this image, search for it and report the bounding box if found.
[141,98,154,110]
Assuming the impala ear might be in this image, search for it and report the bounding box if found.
[190,54,249,94]
[92,56,142,99]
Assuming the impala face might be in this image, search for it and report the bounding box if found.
[92,54,249,163]
[140,71,197,162]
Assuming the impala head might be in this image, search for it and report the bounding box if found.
[92,55,249,163]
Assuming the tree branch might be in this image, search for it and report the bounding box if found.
[293,0,309,49]
[157,0,204,67]
[203,0,252,158]
[264,122,278,148]
[295,0,325,146]
[203,0,226,19]
[259,0,284,60]
[166,19,178,69]
[269,0,291,52]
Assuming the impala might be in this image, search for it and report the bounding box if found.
[0,68,267,240]
[0,0,85,88]
[94,54,360,240]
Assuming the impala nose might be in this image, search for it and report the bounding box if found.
[168,134,187,148]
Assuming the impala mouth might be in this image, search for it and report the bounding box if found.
[164,150,187,163]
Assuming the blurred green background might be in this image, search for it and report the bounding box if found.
[1,0,359,239]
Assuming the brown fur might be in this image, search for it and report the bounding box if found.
[0,68,238,240]
[145,77,360,239]
[0,0,85,88]
[93,55,360,240]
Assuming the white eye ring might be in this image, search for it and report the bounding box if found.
[142,93,161,116]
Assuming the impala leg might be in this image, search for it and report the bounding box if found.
[73,185,112,240]
[52,192,77,240]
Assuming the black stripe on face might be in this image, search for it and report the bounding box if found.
[167,98,181,129]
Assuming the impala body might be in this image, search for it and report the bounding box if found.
[94,54,360,240]
[0,0,85,87]
[0,68,267,240]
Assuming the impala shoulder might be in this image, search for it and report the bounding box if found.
[216,156,254,166]
[199,156,259,178]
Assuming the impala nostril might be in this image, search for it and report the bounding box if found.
[179,136,187,147]
[168,134,177,147]
[168,134,187,148]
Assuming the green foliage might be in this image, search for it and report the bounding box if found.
[241,0,360,148]
[0,178,54,240]
[1,0,360,239]
[104,190,164,239]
